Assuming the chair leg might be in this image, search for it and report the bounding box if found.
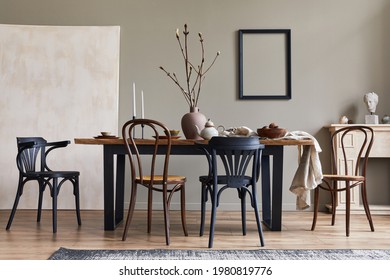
[250,182,264,246]
[361,183,375,232]
[51,178,58,233]
[331,184,337,226]
[180,184,188,236]
[6,181,24,230]
[73,177,82,226]
[208,185,218,248]
[240,188,247,236]
[345,183,351,237]
[37,183,45,222]
[199,183,207,236]
[162,187,170,246]
[311,187,319,231]
[122,183,138,241]
[253,197,265,247]
[147,186,153,233]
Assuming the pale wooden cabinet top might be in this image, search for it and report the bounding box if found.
[326,124,390,158]
[326,124,390,131]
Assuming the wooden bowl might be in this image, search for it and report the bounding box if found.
[257,127,287,139]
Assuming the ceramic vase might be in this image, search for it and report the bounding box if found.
[181,106,207,140]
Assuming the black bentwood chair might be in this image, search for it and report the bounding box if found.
[311,126,375,236]
[6,137,81,233]
[121,119,188,245]
[198,136,265,248]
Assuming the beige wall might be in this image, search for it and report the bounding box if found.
[0,24,120,210]
[1,0,389,211]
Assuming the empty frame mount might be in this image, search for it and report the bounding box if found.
[239,29,291,100]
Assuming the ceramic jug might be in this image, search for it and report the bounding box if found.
[195,119,221,140]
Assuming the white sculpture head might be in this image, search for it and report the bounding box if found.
[363,92,379,114]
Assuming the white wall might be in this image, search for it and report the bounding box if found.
[0,0,389,211]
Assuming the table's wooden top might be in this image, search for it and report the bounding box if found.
[74,137,313,146]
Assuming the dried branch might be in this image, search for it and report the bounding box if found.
[159,24,220,108]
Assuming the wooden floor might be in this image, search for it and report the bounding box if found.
[1,209,389,260]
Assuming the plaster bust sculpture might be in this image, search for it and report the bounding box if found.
[363,92,379,114]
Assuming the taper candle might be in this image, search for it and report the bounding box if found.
[141,90,145,119]
[132,83,136,117]
[133,83,137,118]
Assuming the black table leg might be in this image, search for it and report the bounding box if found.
[261,155,271,226]
[115,154,125,226]
[103,145,115,230]
[103,145,126,230]
[261,146,284,231]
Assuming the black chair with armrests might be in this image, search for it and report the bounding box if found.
[198,136,265,248]
[121,119,188,245]
[311,126,375,236]
[6,137,81,233]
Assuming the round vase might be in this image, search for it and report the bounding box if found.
[181,107,207,140]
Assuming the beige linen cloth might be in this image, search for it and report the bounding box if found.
[284,131,323,210]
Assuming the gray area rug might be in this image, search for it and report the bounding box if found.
[48,247,390,260]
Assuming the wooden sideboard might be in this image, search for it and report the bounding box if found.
[326,124,390,213]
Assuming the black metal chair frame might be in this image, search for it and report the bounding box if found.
[6,137,81,233]
[121,119,188,245]
[198,136,265,248]
[311,126,375,236]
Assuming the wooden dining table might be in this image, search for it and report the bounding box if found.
[74,137,313,231]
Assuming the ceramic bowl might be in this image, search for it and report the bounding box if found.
[257,127,287,139]
[101,131,111,136]
[169,130,180,136]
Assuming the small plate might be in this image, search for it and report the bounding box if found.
[152,136,181,139]
[94,135,119,139]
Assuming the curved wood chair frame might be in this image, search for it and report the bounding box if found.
[6,137,81,233]
[121,119,188,245]
[311,126,375,236]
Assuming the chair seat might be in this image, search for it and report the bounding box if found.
[136,175,186,184]
[199,175,252,185]
[30,171,80,178]
[323,174,365,182]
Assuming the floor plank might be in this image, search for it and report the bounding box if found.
[1,210,389,260]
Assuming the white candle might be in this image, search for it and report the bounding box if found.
[141,90,145,119]
[132,82,136,117]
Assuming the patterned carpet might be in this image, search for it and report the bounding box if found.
[48,247,390,260]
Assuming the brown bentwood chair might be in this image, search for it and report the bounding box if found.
[311,126,375,236]
[6,137,81,233]
[121,119,188,245]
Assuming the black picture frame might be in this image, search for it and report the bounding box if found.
[239,29,291,100]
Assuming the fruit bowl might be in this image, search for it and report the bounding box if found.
[257,123,287,139]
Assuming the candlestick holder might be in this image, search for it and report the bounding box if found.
[132,116,136,138]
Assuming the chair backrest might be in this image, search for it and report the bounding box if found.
[122,119,171,185]
[16,137,47,174]
[208,136,264,188]
[330,126,374,177]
